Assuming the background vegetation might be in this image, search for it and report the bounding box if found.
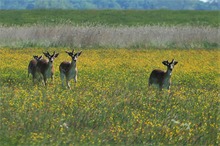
[0,0,219,10]
[0,25,219,49]
[0,10,219,49]
[0,10,219,26]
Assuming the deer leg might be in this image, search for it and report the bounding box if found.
[60,72,65,87]
[32,74,35,84]
[159,84,163,91]
[73,75,77,87]
[74,75,77,83]
[43,76,47,86]
[66,79,71,89]
[28,69,31,77]
[167,84,171,90]
[32,76,35,84]
[51,73,54,82]
[148,81,152,87]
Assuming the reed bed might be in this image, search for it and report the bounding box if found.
[0,25,219,49]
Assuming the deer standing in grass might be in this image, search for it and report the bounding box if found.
[28,55,43,83]
[59,50,82,89]
[36,51,59,86]
[149,59,178,90]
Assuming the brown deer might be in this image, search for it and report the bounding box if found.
[36,51,59,86]
[59,49,82,89]
[149,59,178,90]
[28,55,43,83]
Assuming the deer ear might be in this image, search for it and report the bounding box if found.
[33,55,37,59]
[72,49,75,53]
[47,51,50,56]
[66,51,72,56]
[43,52,48,57]
[55,53,59,58]
[78,51,82,56]
[174,61,178,65]
[162,60,168,65]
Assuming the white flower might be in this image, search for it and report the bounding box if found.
[171,119,180,124]
[181,123,190,130]
[60,122,69,129]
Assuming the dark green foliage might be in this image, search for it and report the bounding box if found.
[0,0,219,10]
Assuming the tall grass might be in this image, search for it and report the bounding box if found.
[0,25,219,49]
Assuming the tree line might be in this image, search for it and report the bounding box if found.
[0,0,219,10]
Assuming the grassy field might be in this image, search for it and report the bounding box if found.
[0,48,219,145]
[0,10,219,27]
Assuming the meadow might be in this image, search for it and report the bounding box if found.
[0,10,219,145]
[0,48,219,145]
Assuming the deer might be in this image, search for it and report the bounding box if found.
[36,51,59,86]
[59,49,82,89]
[28,55,43,83]
[148,59,178,91]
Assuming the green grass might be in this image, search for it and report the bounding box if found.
[0,10,219,26]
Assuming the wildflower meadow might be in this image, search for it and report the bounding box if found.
[0,48,219,145]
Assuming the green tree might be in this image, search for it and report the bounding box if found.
[0,0,219,10]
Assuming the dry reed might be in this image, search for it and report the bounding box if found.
[0,24,219,48]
